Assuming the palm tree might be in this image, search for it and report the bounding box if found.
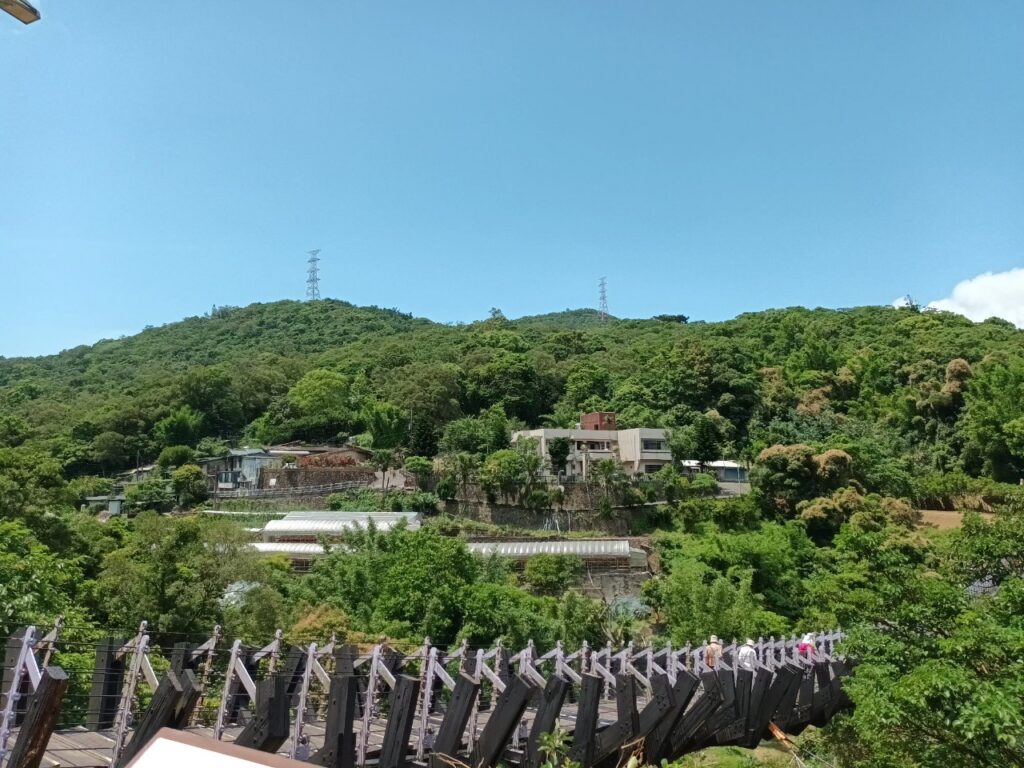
[591,459,627,506]
[371,449,397,499]
[447,452,479,513]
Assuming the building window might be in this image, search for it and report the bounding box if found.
[642,439,666,451]
[644,464,662,474]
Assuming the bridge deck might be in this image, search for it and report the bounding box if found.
[12,697,624,767]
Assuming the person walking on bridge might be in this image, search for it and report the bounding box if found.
[705,635,723,667]
[737,638,756,670]
[798,633,817,658]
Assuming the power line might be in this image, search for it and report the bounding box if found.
[598,277,608,322]
[306,249,321,300]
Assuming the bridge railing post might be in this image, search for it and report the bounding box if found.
[0,626,41,764]
[289,642,318,760]
[190,624,220,726]
[111,621,160,763]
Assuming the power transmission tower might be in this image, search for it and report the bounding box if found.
[598,277,608,322]
[306,249,321,300]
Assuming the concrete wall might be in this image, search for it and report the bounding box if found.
[442,499,631,534]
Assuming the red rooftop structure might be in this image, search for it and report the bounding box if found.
[580,411,617,431]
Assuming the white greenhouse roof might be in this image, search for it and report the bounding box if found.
[261,511,420,539]
[251,542,328,556]
[466,539,632,559]
[280,510,420,524]
[263,518,410,537]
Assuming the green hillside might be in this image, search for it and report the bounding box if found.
[4,299,1024,488]
[4,298,1024,766]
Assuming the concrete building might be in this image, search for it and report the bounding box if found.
[199,449,282,492]
[680,459,749,483]
[513,412,672,477]
[513,411,749,482]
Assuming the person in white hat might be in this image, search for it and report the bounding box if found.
[737,638,756,670]
[705,635,723,667]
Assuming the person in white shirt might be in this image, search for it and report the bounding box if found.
[737,638,757,670]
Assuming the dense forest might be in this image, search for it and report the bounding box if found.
[2,299,1024,767]
[4,298,1024,487]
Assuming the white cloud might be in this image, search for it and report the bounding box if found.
[928,268,1024,328]
[891,295,912,309]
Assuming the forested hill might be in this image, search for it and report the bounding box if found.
[4,298,1024,486]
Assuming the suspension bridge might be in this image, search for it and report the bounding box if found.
[0,621,850,768]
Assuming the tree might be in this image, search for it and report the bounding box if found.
[646,557,788,644]
[0,521,83,638]
[478,448,528,503]
[302,526,484,642]
[171,464,208,507]
[442,452,479,510]
[403,455,433,490]
[287,369,356,441]
[91,431,127,473]
[690,413,723,466]
[385,362,463,456]
[547,436,572,476]
[478,440,542,504]
[95,513,264,641]
[196,436,230,458]
[459,582,557,648]
[362,400,407,449]
[590,458,628,505]
[371,449,398,496]
[523,554,584,596]
[962,357,1024,480]
[125,478,174,514]
[156,444,195,469]
[466,353,558,423]
[808,509,1024,767]
[438,405,510,456]
[0,413,29,448]
[668,412,722,467]
[752,444,816,513]
[178,365,245,436]
[153,406,205,448]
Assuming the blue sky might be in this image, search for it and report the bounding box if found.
[2,2,1023,358]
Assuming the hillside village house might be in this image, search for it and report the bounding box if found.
[199,448,281,492]
[512,411,748,481]
[513,411,673,477]
[198,442,374,492]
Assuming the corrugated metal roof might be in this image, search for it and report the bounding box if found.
[466,540,631,559]
[252,542,327,556]
[263,517,413,536]
[280,510,420,523]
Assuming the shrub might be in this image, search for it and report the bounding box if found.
[523,554,585,596]
[691,473,718,496]
[156,444,196,469]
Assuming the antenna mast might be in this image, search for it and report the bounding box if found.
[598,277,608,322]
[306,249,321,300]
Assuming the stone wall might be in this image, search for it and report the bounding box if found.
[453,481,631,511]
[442,499,631,534]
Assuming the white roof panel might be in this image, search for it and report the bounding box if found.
[281,510,420,524]
[252,542,327,556]
[466,539,631,559]
[263,518,411,536]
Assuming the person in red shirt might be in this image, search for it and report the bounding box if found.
[798,633,816,658]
